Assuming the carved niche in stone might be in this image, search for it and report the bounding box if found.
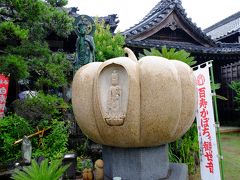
[98,65,128,126]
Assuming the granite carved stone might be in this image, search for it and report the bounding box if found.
[72,48,197,148]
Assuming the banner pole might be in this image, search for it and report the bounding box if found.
[209,61,224,180]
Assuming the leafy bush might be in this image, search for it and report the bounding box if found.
[32,119,70,161]
[0,55,29,81]
[13,92,69,127]
[169,123,199,174]
[229,81,240,110]
[77,158,93,172]
[0,114,70,166]
[32,52,72,90]
[0,0,74,89]
[94,20,125,61]
[0,114,34,165]
[11,159,70,180]
[76,136,90,157]
[139,46,196,66]
[0,21,28,43]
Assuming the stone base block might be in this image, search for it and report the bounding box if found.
[168,163,188,180]
[102,145,188,180]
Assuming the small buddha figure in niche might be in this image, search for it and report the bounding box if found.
[105,70,125,126]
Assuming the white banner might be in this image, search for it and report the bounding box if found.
[194,63,221,180]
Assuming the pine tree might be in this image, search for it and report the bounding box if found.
[0,0,74,90]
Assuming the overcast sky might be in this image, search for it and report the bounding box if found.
[66,0,240,32]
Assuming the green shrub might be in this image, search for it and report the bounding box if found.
[33,52,72,89]
[11,159,70,180]
[139,46,196,66]
[32,119,70,161]
[13,92,69,127]
[169,123,199,174]
[76,136,90,157]
[0,114,70,166]
[229,81,240,110]
[0,55,29,81]
[0,21,28,43]
[0,0,73,87]
[0,114,34,165]
[94,20,125,61]
[77,157,92,172]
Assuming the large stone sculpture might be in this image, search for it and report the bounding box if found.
[72,48,197,179]
[72,48,197,148]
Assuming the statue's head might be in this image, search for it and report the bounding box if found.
[74,15,96,37]
[77,22,87,35]
[111,70,119,86]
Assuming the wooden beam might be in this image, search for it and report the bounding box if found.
[14,127,50,145]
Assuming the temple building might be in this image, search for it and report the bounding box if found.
[123,0,240,124]
[123,0,240,65]
[51,1,240,124]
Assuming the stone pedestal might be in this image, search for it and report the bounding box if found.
[102,145,188,180]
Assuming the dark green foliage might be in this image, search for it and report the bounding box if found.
[211,82,221,91]
[0,114,70,165]
[13,92,69,127]
[0,55,28,80]
[0,22,28,43]
[47,0,68,7]
[32,119,70,160]
[11,159,70,180]
[0,0,73,40]
[94,20,125,61]
[7,41,51,59]
[76,136,90,157]
[139,46,197,66]
[139,48,162,57]
[0,0,74,167]
[76,157,93,173]
[211,83,227,101]
[0,114,34,164]
[77,157,85,172]
[169,123,199,174]
[33,52,72,89]
[0,0,74,89]
[7,41,72,89]
[229,81,240,110]
[10,92,70,161]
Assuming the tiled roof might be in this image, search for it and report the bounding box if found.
[205,11,240,32]
[123,0,240,55]
[123,0,215,46]
[204,12,240,40]
[217,28,240,41]
[125,39,240,55]
[97,14,120,33]
[66,7,119,33]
